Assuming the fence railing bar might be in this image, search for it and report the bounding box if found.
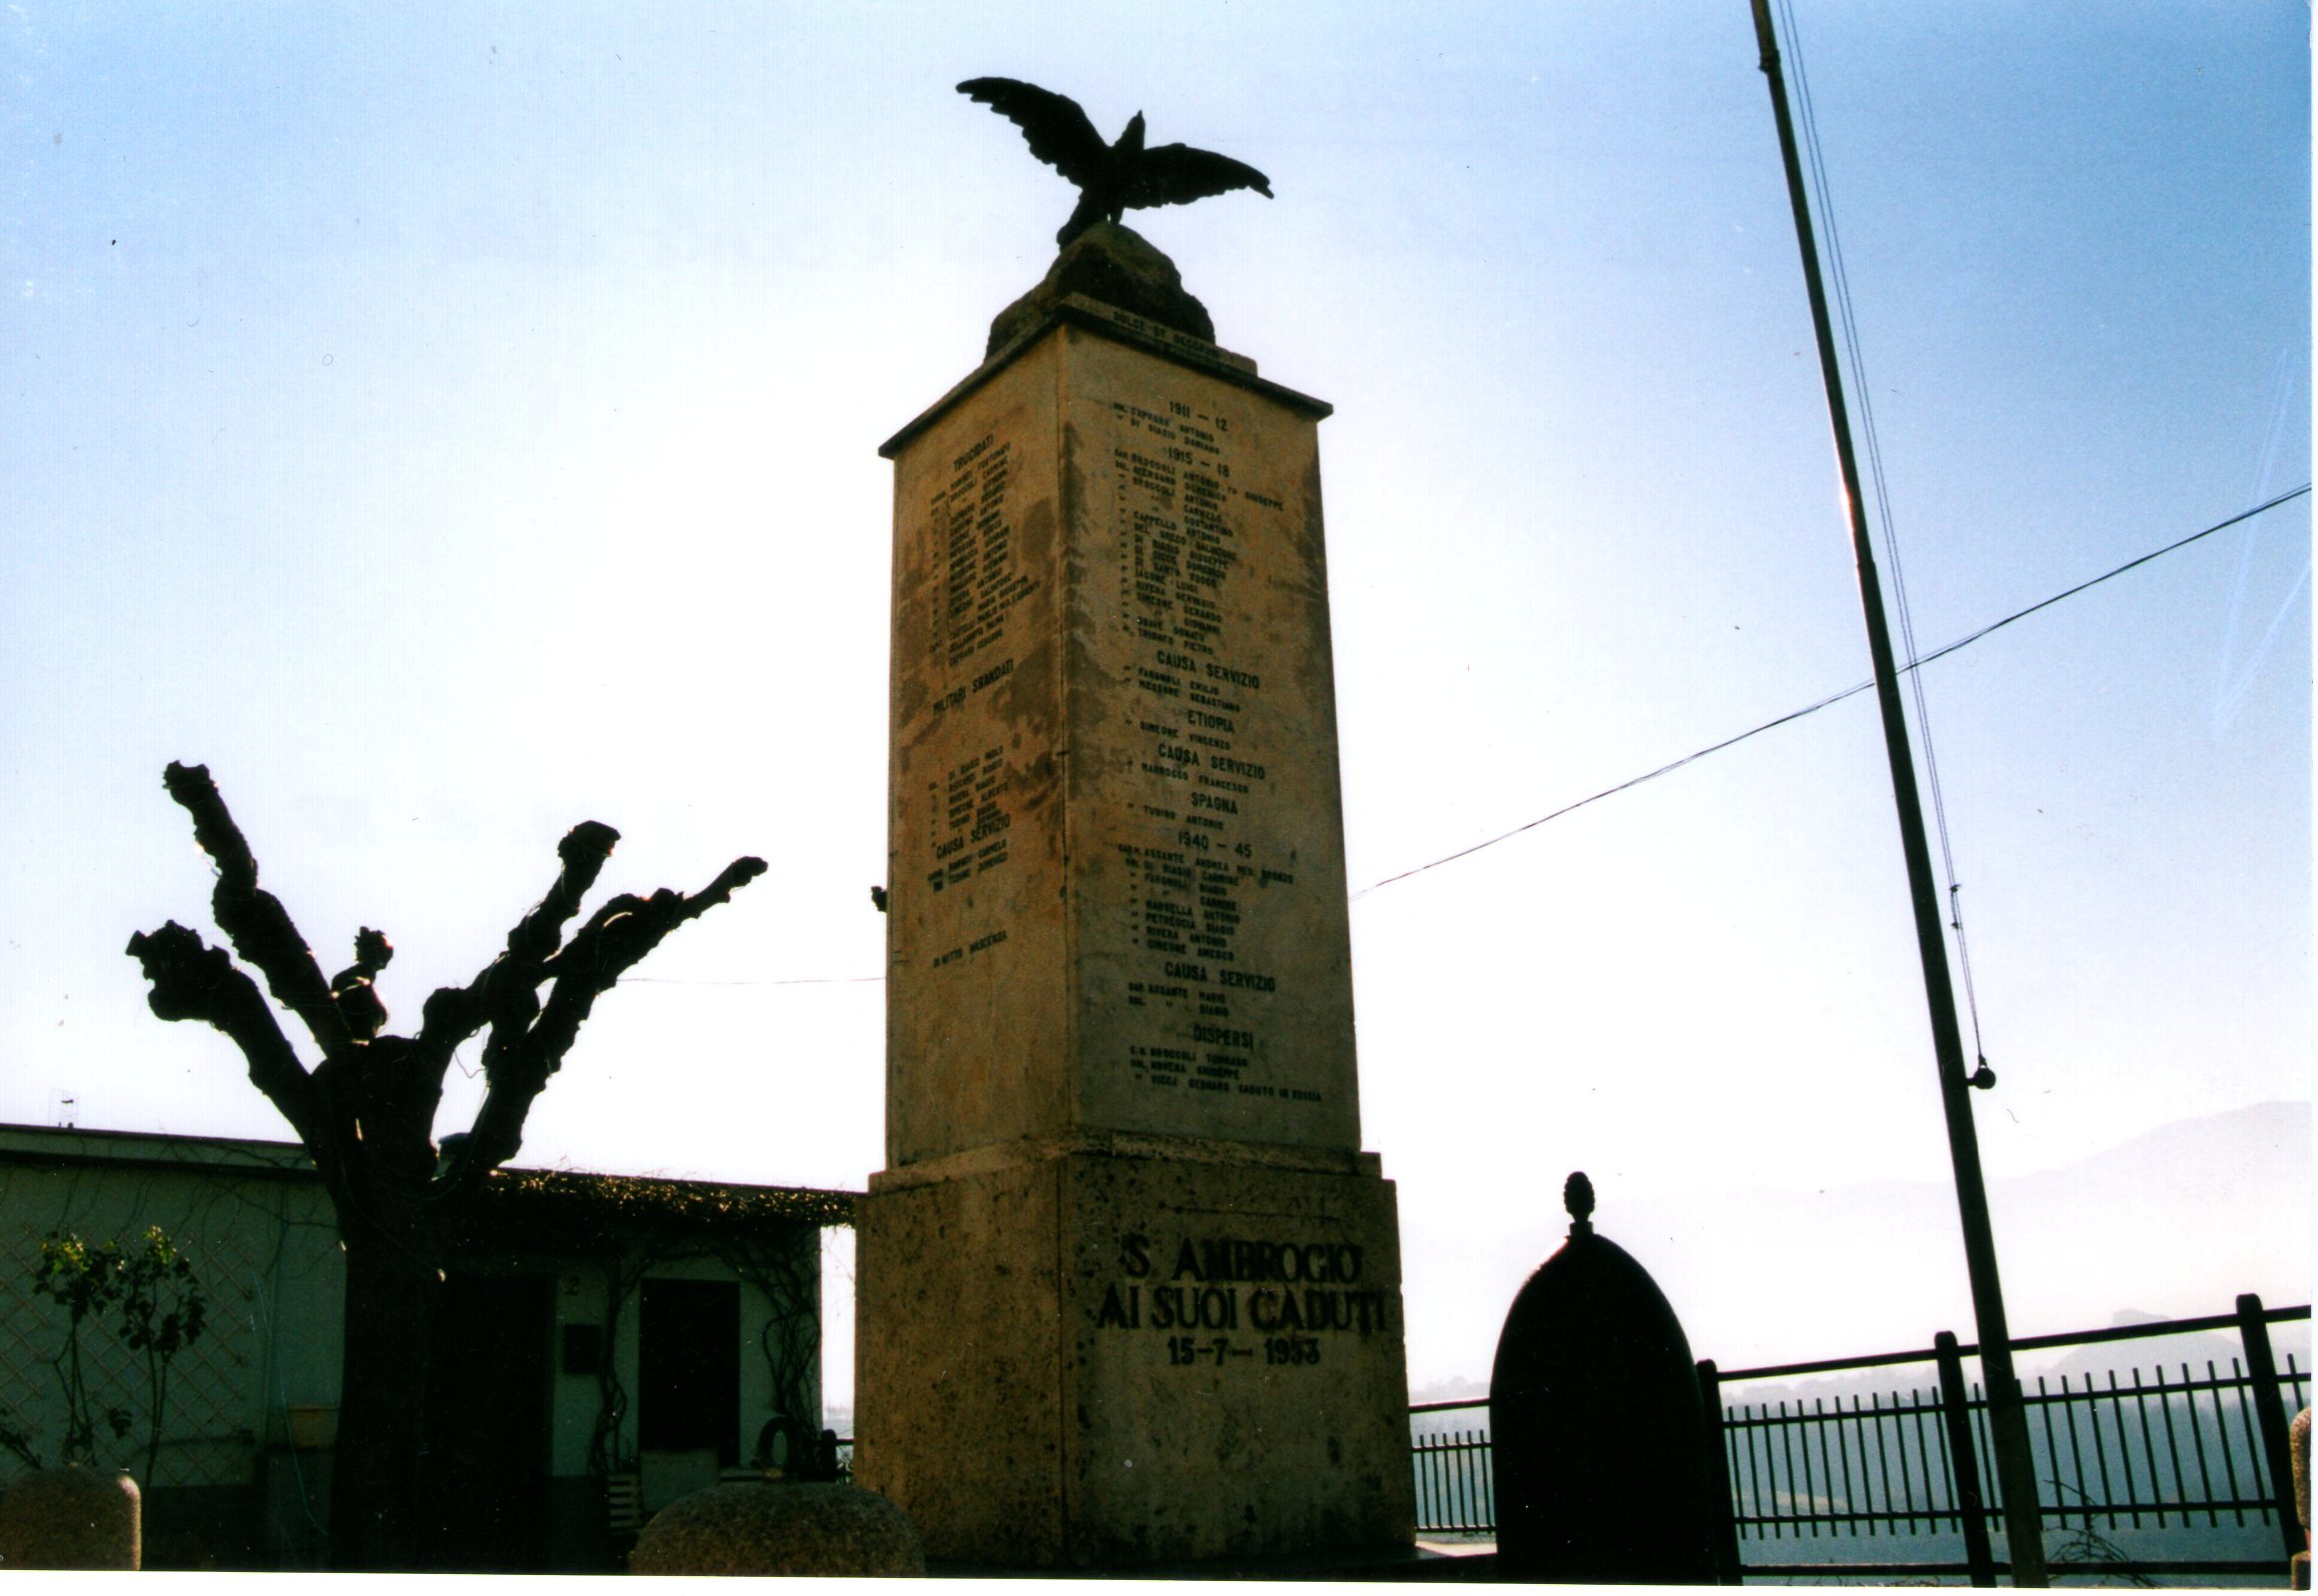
[1743,1402,1769,1543]
[2104,1368,2140,1531]
[1972,1380,2002,1513]
[1715,1303,2309,1384]
[1823,1394,1843,1531]
[2068,1378,2103,1534]
[1886,1392,1908,1534]
[2216,1357,2251,1529]
[2029,1373,2062,1530]
[2188,1361,2222,1528]
[1869,1394,1895,1539]
[2067,1374,2098,1531]
[2130,1366,2168,1527]
[1834,1393,1864,1541]
[1717,1404,1740,1540]
[1798,1398,1821,1538]
[1811,1395,1836,1536]
[1913,1385,1941,1535]
[2157,1365,2194,1523]
[1828,1397,1849,1536]
[1890,1388,1917,1534]
[1927,1384,1955,1533]
[1871,1390,1901,1540]
[2063,1373,2096,1533]
[1441,1430,1460,1531]
[1771,1400,1789,1540]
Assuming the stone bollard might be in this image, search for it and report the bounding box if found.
[628,1481,924,1576]
[1489,1174,1721,1584]
[0,1467,141,1570]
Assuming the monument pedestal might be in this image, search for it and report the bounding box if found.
[860,1135,1408,1567]
[859,250,1412,1568]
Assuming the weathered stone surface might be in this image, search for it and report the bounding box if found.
[864,294,1409,1570]
[2294,1405,2311,1532]
[0,1467,142,1570]
[625,1482,924,1577]
[987,223,1214,360]
[857,1142,1412,1567]
[2293,1406,2310,1589]
[882,313,1351,1167]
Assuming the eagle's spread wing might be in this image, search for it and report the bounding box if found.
[957,78,1109,189]
[1123,144,1273,210]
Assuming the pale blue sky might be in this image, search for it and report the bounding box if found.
[4,2,2308,1399]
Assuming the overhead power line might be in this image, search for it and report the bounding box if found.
[600,485,2309,975]
[1352,484,2311,901]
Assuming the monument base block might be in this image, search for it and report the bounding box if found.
[855,1136,1414,1568]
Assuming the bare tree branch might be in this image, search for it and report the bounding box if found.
[416,821,620,1075]
[125,922,320,1144]
[443,855,767,1190]
[161,762,351,1056]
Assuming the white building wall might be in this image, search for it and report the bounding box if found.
[1,1123,842,1566]
[0,1126,343,1491]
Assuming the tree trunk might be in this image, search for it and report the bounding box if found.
[330,1228,437,1571]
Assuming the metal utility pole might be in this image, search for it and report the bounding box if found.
[1745,1,2048,1583]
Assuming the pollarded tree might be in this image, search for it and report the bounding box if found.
[124,762,763,1571]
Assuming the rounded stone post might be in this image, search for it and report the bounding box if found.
[627,1482,924,1576]
[0,1467,141,1570]
[2291,1406,2310,1591]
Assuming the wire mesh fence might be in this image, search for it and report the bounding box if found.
[0,1224,264,1489]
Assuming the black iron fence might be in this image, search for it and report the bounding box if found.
[1410,1293,2311,1583]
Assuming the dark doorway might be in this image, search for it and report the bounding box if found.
[640,1278,741,1465]
[422,1272,553,1572]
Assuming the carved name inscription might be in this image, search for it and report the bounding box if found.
[886,326,1356,1162]
[926,436,1035,669]
[1097,388,1332,1119]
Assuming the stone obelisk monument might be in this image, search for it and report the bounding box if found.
[855,184,1413,1565]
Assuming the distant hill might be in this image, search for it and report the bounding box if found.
[1692,1100,2312,1366]
[1399,1100,2310,1395]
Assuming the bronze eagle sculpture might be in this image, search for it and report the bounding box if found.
[958,78,1272,249]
